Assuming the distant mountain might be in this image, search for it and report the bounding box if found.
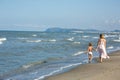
[45,27,99,32]
[45,28,72,32]
[112,30,120,32]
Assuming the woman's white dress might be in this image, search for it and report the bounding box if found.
[97,39,109,59]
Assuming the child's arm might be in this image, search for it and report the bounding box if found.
[92,47,95,51]
[92,47,97,51]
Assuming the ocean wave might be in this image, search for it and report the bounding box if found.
[26,39,56,43]
[113,39,120,42]
[73,51,85,56]
[67,37,74,41]
[107,46,114,49]
[22,60,47,69]
[73,42,80,44]
[82,59,88,63]
[0,38,7,44]
[26,40,41,43]
[0,38,7,41]
[0,61,47,80]
[92,37,98,39]
[32,34,37,37]
[82,36,89,38]
[22,57,61,69]
[0,41,3,44]
[48,39,56,42]
[41,39,57,42]
[105,34,117,38]
[47,57,62,61]
[34,62,82,80]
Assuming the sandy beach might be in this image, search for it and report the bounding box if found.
[45,50,120,80]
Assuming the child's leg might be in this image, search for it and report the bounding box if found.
[88,54,92,63]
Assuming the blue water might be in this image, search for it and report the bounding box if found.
[0,31,120,80]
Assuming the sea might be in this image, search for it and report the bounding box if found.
[0,30,120,80]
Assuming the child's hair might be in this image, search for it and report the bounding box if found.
[88,42,92,46]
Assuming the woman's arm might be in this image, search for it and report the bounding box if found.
[104,39,106,49]
[97,39,100,46]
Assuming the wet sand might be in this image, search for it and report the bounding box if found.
[45,50,120,80]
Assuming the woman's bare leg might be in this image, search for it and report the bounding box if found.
[99,57,102,63]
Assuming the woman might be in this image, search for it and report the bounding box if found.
[97,34,109,63]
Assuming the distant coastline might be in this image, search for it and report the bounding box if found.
[0,28,120,32]
[45,27,100,33]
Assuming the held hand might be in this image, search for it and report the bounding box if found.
[95,47,98,51]
[95,49,97,51]
[94,47,98,51]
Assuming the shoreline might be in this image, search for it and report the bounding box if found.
[45,50,120,80]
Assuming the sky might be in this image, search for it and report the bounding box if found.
[0,0,120,31]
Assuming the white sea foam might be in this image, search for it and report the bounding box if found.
[34,63,82,80]
[104,34,109,38]
[0,38,7,41]
[113,39,120,42]
[72,31,83,33]
[73,42,80,44]
[83,59,88,63]
[40,39,57,42]
[107,46,114,49]
[0,38,7,44]
[32,34,37,37]
[0,41,3,44]
[105,34,117,38]
[93,37,98,39]
[48,39,56,42]
[26,40,41,43]
[73,51,85,56]
[82,36,89,38]
[67,37,74,41]
[22,64,32,69]
[22,61,47,69]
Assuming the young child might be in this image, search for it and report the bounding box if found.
[87,42,95,63]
